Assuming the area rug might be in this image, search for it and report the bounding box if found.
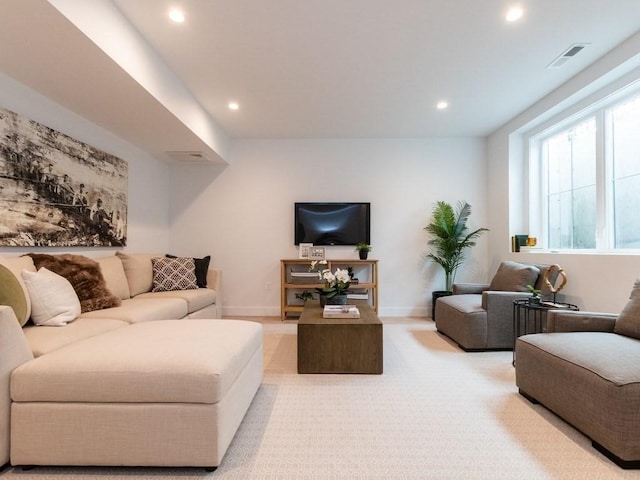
[3,319,638,479]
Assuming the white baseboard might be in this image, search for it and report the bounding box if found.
[223,306,430,319]
[223,306,281,318]
[378,307,429,318]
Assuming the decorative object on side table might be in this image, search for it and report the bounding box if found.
[526,284,542,305]
[424,200,488,320]
[310,260,351,307]
[543,264,568,303]
[355,242,372,260]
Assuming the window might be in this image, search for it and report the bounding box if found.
[530,89,640,251]
[611,96,640,248]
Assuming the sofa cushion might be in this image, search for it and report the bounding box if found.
[518,332,640,386]
[116,252,162,297]
[96,256,131,300]
[11,319,263,405]
[151,257,198,292]
[0,264,29,327]
[21,268,81,326]
[614,278,640,340]
[0,255,36,325]
[166,254,211,288]
[26,254,121,313]
[489,261,539,292]
[78,297,188,323]
[23,318,128,357]
[136,288,217,313]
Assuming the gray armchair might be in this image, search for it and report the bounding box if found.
[434,261,555,351]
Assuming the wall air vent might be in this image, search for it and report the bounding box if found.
[546,43,589,69]
[165,151,211,163]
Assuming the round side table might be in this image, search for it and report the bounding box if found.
[512,299,579,365]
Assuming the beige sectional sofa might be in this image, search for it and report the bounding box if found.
[0,253,263,470]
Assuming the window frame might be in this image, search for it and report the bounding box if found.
[526,83,640,253]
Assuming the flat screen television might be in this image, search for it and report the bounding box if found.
[294,202,370,246]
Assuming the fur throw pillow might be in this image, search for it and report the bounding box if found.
[25,253,121,313]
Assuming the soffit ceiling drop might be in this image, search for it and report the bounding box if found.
[0,0,639,163]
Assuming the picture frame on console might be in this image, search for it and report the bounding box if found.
[299,243,313,259]
[309,246,325,260]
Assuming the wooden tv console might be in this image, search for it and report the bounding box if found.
[280,258,378,321]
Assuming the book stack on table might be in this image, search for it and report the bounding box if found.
[322,305,360,319]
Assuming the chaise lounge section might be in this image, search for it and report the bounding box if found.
[516,279,640,468]
[9,315,263,468]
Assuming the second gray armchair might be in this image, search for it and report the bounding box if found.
[434,261,555,351]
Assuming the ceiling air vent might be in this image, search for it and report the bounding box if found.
[546,43,589,69]
[165,151,211,163]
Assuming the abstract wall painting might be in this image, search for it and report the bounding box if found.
[0,106,127,247]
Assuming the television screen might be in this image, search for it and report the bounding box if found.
[294,202,370,246]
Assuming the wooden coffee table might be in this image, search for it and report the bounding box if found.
[297,303,383,374]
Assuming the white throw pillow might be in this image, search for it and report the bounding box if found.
[21,267,81,326]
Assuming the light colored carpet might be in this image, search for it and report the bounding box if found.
[4,319,640,479]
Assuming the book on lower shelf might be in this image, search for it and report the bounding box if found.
[290,271,319,278]
[323,305,360,318]
[347,293,369,300]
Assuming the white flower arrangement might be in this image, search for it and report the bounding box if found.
[310,261,351,298]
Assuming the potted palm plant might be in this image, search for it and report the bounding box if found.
[424,201,488,319]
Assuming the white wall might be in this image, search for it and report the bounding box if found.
[169,138,489,317]
[0,73,171,258]
[487,32,640,313]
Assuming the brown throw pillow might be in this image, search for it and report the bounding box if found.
[489,261,540,292]
[25,253,121,313]
[614,278,640,340]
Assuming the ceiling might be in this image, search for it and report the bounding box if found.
[0,0,639,162]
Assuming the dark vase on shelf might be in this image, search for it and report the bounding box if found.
[359,250,368,260]
[319,294,328,308]
[432,290,452,321]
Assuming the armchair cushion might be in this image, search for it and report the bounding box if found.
[547,310,617,333]
[488,261,539,292]
[613,278,640,340]
[452,283,490,295]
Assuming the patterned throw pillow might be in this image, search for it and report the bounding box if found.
[166,254,211,287]
[151,257,198,292]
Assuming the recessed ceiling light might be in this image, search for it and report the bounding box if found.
[436,101,448,110]
[168,8,185,23]
[506,7,524,22]
[228,102,240,111]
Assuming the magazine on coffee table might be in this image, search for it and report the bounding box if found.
[323,305,360,318]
